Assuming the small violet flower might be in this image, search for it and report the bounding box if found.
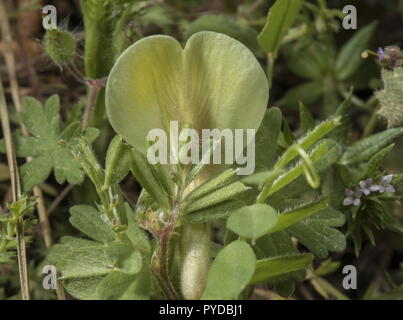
[377,47,385,63]
[358,178,379,195]
[343,175,396,207]
[377,174,396,193]
[343,188,363,207]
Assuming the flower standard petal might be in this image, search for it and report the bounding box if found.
[105,32,269,155]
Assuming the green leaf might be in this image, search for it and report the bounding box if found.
[258,0,303,56]
[103,135,132,189]
[340,128,403,165]
[254,231,305,295]
[287,207,346,258]
[322,167,345,209]
[96,266,151,300]
[130,147,170,209]
[242,168,284,186]
[276,118,341,168]
[69,205,116,243]
[250,253,314,285]
[124,203,151,255]
[53,147,85,185]
[202,240,256,299]
[61,236,100,248]
[267,140,341,201]
[0,134,43,157]
[281,117,296,146]
[185,15,260,54]
[2,95,97,191]
[268,198,329,234]
[184,138,220,185]
[106,243,142,275]
[184,181,249,214]
[20,95,60,137]
[361,144,395,179]
[254,107,283,171]
[255,231,298,259]
[19,157,53,191]
[277,80,322,109]
[329,91,352,144]
[268,141,329,197]
[185,169,237,202]
[47,236,100,264]
[64,276,105,300]
[283,40,335,80]
[60,121,81,140]
[106,32,268,157]
[336,22,377,80]
[315,259,340,276]
[227,204,279,241]
[299,102,315,134]
[151,163,175,198]
[47,236,105,299]
[59,246,113,280]
[182,200,244,225]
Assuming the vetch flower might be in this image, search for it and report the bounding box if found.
[343,188,363,207]
[376,174,396,193]
[105,31,269,301]
[105,31,269,155]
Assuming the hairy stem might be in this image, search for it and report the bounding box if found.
[152,213,179,299]
[83,82,100,129]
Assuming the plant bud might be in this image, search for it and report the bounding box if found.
[43,28,76,65]
[378,46,403,69]
[377,67,403,127]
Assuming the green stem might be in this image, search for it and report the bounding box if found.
[0,73,30,300]
[310,276,349,300]
[150,209,180,299]
[267,53,275,89]
[82,79,104,130]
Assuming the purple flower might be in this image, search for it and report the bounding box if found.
[377,46,403,68]
[359,178,379,195]
[376,174,396,193]
[343,188,363,207]
[377,47,385,63]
